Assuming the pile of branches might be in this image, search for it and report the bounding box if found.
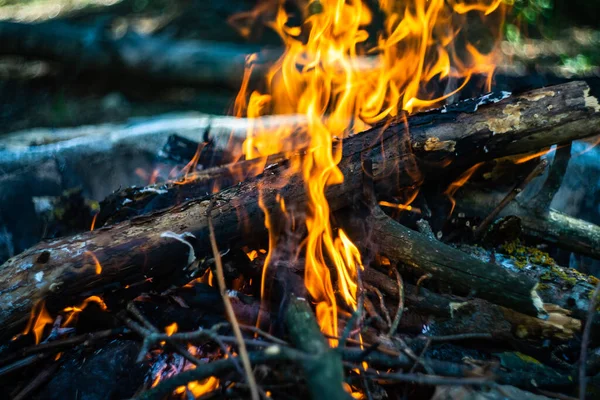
[1,81,600,399]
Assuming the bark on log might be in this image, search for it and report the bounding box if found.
[360,204,598,320]
[0,20,279,88]
[1,81,599,334]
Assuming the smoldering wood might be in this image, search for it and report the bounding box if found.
[0,20,280,88]
[0,81,599,335]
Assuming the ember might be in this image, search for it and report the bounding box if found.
[0,1,600,400]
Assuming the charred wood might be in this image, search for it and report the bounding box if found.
[1,81,599,335]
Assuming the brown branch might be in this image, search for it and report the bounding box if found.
[208,199,260,400]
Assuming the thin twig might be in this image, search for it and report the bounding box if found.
[237,324,289,346]
[422,333,493,342]
[365,370,493,386]
[579,281,600,400]
[13,361,60,400]
[208,199,260,400]
[364,283,392,327]
[531,142,572,214]
[0,354,47,377]
[388,268,404,337]
[124,305,202,366]
[414,273,432,296]
[474,160,547,240]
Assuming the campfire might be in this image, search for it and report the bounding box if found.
[1,1,600,399]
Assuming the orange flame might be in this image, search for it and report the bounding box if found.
[444,162,484,215]
[84,250,103,275]
[23,300,53,344]
[90,213,98,231]
[232,1,506,338]
[62,295,108,327]
[165,322,178,336]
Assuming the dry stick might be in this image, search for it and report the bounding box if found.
[579,281,600,400]
[237,324,289,346]
[388,268,404,337]
[0,328,124,368]
[12,361,59,400]
[364,284,392,327]
[423,333,493,342]
[473,159,548,240]
[414,273,432,296]
[365,370,493,386]
[207,199,260,400]
[125,304,202,367]
[0,354,47,377]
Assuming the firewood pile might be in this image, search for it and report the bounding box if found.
[0,80,599,400]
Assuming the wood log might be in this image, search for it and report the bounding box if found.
[1,81,599,334]
[359,205,597,320]
[363,268,581,341]
[0,20,279,88]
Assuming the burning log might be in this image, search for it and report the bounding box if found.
[0,81,599,335]
[98,80,600,225]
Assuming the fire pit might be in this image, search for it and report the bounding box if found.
[0,1,599,400]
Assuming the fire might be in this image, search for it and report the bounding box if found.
[23,300,53,344]
[165,322,178,336]
[232,1,505,338]
[444,162,484,215]
[84,250,103,275]
[62,295,108,327]
[90,213,98,231]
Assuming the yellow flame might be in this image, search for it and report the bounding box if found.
[232,1,505,339]
[62,295,108,327]
[23,300,53,344]
[84,250,103,275]
[444,162,484,215]
[165,322,178,336]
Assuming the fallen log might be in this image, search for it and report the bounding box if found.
[1,81,599,334]
[0,20,279,88]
